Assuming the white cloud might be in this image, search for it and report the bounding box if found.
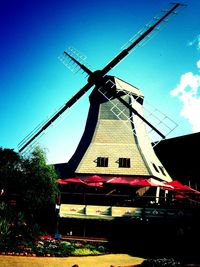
[170,70,200,133]
[170,34,200,133]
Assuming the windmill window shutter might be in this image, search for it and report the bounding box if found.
[96,157,108,167]
[118,158,130,168]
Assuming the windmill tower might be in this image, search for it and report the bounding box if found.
[66,75,173,182]
[18,3,184,184]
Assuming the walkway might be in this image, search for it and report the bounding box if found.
[0,254,144,267]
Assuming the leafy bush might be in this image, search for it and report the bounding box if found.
[0,219,11,240]
[97,245,107,253]
[72,248,101,256]
[56,241,75,257]
[32,237,75,257]
[85,243,96,250]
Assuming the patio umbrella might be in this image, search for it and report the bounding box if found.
[129,178,150,187]
[86,182,104,187]
[56,179,68,185]
[106,177,131,184]
[148,178,174,189]
[84,175,106,183]
[166,180,198,192]
[63,178,86,184]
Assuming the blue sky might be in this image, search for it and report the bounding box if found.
[0,0,199,164]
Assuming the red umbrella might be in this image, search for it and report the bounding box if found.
[148,178,174,189]
[84,175,106,183]
[166,180,200,195]
[86,182,104,187]
[63,178,85,184]
[129,178,174,190]
[106,177,131,184]
[129,178,150,186]
[166,180,196,191]
[56,179,68,185]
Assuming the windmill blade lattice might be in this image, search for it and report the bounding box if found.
[101,3,184,75]
[18,103,74,155]
[141,100,178,145]
[97,78,178,146]
[121,3,186,51]
[58,47,92,77]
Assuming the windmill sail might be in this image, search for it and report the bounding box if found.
[18,82,93,152]
[58,47,92,77]
[18,2,184,153]
[101,3,184,75]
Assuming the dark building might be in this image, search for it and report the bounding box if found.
[154,132,200,190]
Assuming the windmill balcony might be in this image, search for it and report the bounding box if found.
[58,191,197,222]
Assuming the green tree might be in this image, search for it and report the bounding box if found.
[0,146,59,232]
[0,147,22,194]
[21,147,59,224]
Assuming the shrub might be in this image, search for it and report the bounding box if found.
[97,245,107,253]
[85,243,96,250]
[140,258,183,267]
[55,241,75,257]
[72,248,101,256]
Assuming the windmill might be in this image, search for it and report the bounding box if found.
[18,3,185,183]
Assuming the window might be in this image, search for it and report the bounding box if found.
[118,158,130,168]
[96,157,108,167]
[152,163,159,173]
[159,166,166,176]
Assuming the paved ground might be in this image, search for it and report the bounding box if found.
[0,254,144,267]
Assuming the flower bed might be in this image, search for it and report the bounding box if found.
[0,235,110,257]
